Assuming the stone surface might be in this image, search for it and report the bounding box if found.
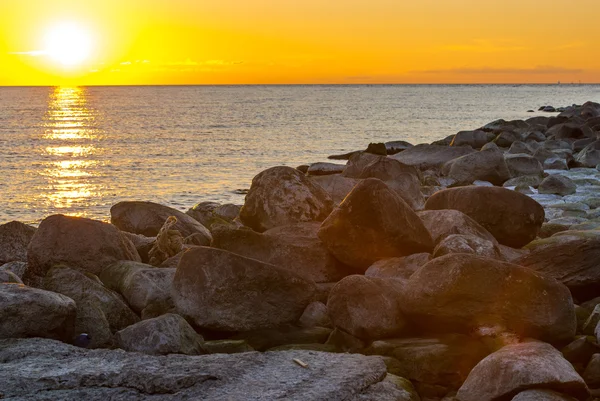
[309,174,359,205]
[0,283,76,341]
[582,353,600,388]
[231,326,332,351]
[98,261,175,314]
[364,253,431,280]
[518,238,600,301]
[417,209,498,245]
[425,186,545,248]
[44,266,139,348]
[575,140,600,168]
[0,221,36,264]
[211,223,353,283]
[456,341,589,401]
[173,247,316,332]
[391,144,476,171]
[403,254,577,343]
[115,313,207,355]
[505,154,544,179]
[318,178,433,271]
[306,162,345,176]
[299,301,332,328]
[511,389,579,401]
[444,147,511,186]
[239,166,334,232]
[539,175,577,196]
[26,215,141,280]
[0,337,404,401]
[186,201,241,230]
[433,234,503,260]
[327,275,406,341]
[364,334,489,389]
[342,152,385,177]
[451,130,496,149]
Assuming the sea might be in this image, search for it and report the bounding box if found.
[1,84,599,225]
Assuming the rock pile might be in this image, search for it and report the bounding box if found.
[2,101,600,400]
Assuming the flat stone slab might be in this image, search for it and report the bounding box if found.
[0,338,389,401]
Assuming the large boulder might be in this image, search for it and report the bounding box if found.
[365,253,431,280]
[0,283,76,341]
[0,221,36,264]
[342,152,385,178]
[575,140,600,168]
[444,148,511,186]
[327,275,406,341]
[172,247,316,331]
[44,266,139,348]
[239,166,334,232]
[26,215,141,280]
[456,341,589,401]
[505,154,544,179]
[309,174,359,205]
[425,186,545,248]
[365,334,489,389]
[433,234,503,260]
[211,223,352,283]
[451,130,496,149]
[547,123,593,140]
[538,175,577,196]
[0,337,411,400]
[403,254,576,343]
[111,201,212,244]
[356,157,425,210]
[318,178,433,271]
[517,238,600,301]
[417,209,498,246]
[391,144,476,171]
[115,313,207,355]
[98,261,175,314]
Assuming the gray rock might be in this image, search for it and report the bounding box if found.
[327,275,406,341]
[425,186,545,248]
[544,157,569,170]
[450,130,496,149]
[364,253,431,280]
[576,140,600,168]
[0,269,22,283]
[99,261,175,314]
[309,174,360,205]
[26,215,141,281]
[582,353,600,388]
[444,147,511,186]
[535,147,560,164]
[0,261,27,278]
[173,247,316,332]
[539,175,577,196]
[0,337,403,401]
[211,223,352,283]
[456,341,589,401]
[203,339,254,354]
[342,152,384,177]
[307,162,346,176]
[503,175,543,188]
[508,141,534,155]
[511,389,579,400]
[0,221,36,264]
[239,166,334,232]
[506,154,544,179]
[391,144,476,171]
[417,209,497,246]
[433,234,503,260]
[115,313,207,355]
[404,254,576,343]
[495,131,522,147]
[318,178,433,271]
[44,266,139,348]
[299,301,332,328]
[0,283,76,341]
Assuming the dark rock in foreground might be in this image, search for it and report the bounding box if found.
[0,337,412,401]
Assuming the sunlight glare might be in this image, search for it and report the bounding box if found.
[44,23,93,67]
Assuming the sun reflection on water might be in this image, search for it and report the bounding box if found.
[41,87,103,216]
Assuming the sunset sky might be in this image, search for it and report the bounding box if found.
[1,0,599,85]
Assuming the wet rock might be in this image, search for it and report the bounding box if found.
[518,238,600,301]
[539,175,577,196]
[115,313,207,355]
[111,201,212,244]
[457,341,588,401]
[309,174,359,205]
[364,334,489,389]
[444,147,511,186]
[0,221,36,264]
[99,261,175,314]
[299,301,332,328]
[318,178,433,271]
[231,325,331,351]
[450,130,496,149]
[0,337,397,400]
[327,275,406,341]
[505,154,544,178]
[26,215,140,281]
[239,166,334,232]
[425,186,545,248]
[433,234,503,260]
[365,253,431,280]
[307,162,345,176]
[0,283,76,341]
[173,247,316,332]
[356,157,425,210]
[403,254,576,343]
[391,144,476,171]
[212,223,352,283]
[44,266,139,348]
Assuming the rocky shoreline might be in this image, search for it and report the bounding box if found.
[2,101,600,400]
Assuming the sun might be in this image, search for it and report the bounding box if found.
[44,23,93,67]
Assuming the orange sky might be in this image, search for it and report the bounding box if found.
[1,0,599,85]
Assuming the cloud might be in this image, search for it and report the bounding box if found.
[416,66,584,75]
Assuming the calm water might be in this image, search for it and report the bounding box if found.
[1,84,599,224]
